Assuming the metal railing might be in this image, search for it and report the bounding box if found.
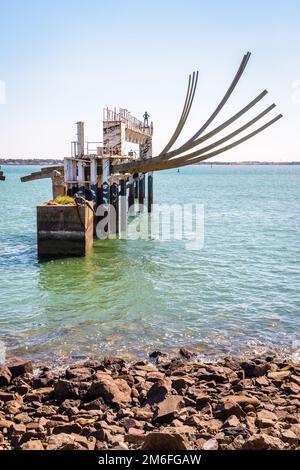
[103,107,153,136]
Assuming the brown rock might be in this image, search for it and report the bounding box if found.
[281,430,298,446]
[46,433,78,450]
[172,377,194,393]
[0,391,16,402]
[0,366,12,387]
[0,418,14,429]
[267,370,291,381]
[124,428,145,444]
[282,382,300,395]
[25,387,54,402]
[53,380,80,400]
[83,397,106,411]
[146,371,165,383]
[133,407,153,420]
[290,423,300,439]
[205,419,223,434]
[241,362,270,378]
[52,422,82,435]
[179,348,194,359]
[7,359,33,378]
[220,399,246,418]
[8,422,26,437]
[197,372,226,383]
[34,405,57,417]
[256,410,277,428]
[19,439,44,450]
[153,396,184,423]
[141,432,190,450]
[256,376,269,387]
[87,376,131,405]
[242,433,285,450]
[223,415,240,428]
[66,367,92,381]
[14,412,32,424]
[290,375,300,386]
[146,380,170,405]
[202,438,219,450]
[221,395,260,408]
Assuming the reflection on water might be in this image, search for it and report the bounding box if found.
[0,165,299,364]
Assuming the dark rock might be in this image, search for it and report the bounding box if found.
[240,362,270,378]
[141,432,190,450]
[172,377,194,393]
[53,380,80,400]
[179,348,194,359]
[149,351,166,359]
[7,359,33,378]
[82,397,106,411]
[0,391,16,402]
[146,380,170,405]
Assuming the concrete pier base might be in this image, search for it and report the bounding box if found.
[37,204,93,258]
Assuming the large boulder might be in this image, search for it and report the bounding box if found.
[87,375,131,405]
[7,359,33,378]
[146,380,170,405]
[141,432,190,450]
[153,395,184,423]
[242,433,285,450]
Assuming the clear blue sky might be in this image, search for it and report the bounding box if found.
[0,0,299,161]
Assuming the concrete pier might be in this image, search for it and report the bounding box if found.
[37,204,93,258]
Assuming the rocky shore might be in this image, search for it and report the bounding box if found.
[0,351,299,450]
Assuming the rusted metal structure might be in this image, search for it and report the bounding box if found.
[20,52,282,256]
[0,166,5,181]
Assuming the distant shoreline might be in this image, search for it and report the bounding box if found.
[0,159,299,166]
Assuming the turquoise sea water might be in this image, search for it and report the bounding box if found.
[0,165,299,364]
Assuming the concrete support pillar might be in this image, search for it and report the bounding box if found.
[76,121,85,158]
[77,160,85,195]
[90,157,98,209]
[128,175,135,215]
[148,172,153,213]
[110,181,119,236]
[120,178,127,237]
[138,173,145,212]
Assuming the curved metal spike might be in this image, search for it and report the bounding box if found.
[161,114,283,171]
[166,103,276,165]
[158,73,192,156]
[159,70,199,155]
[179,52,251,149]
[161,90,268,159]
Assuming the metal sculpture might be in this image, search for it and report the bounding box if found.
[113,51,282,175]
